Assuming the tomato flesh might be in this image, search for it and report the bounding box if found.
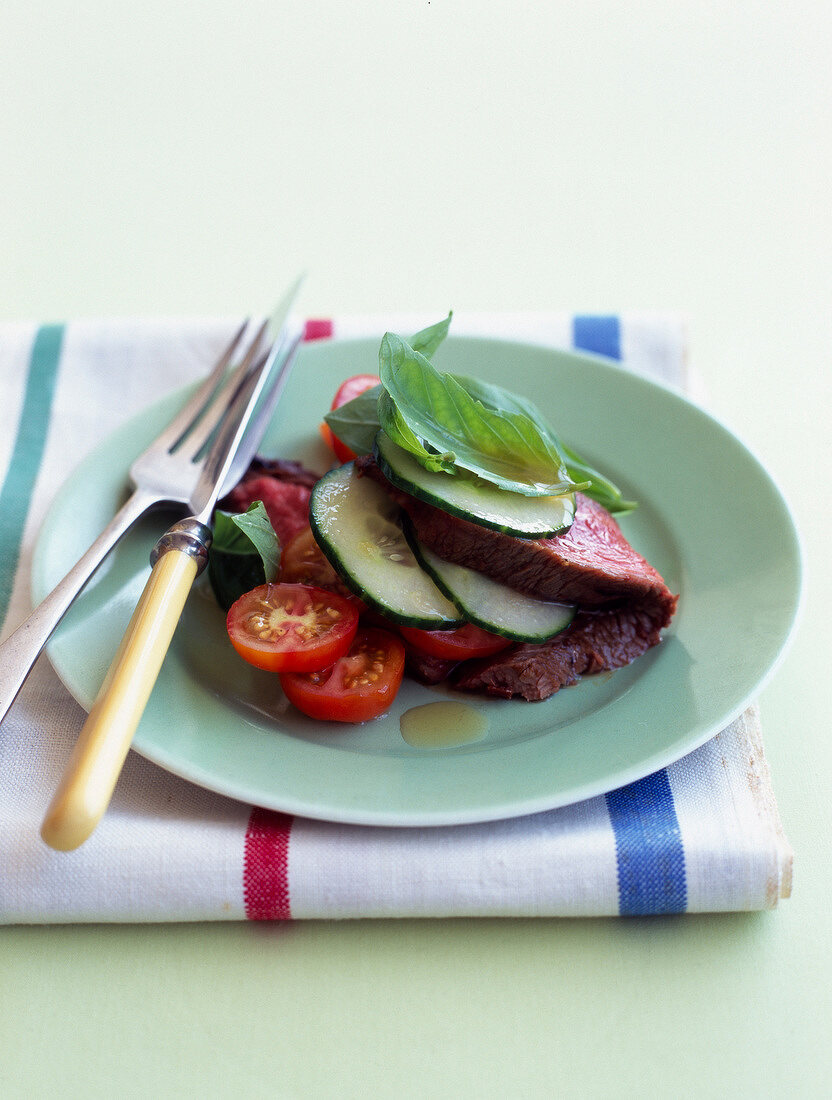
[319,421,338,454]
[281,526,348,592]
[226,583,358,673]
[279,627,405,723]
[332,373,381,407]
[399,623,512,660]
[320,373,381,463]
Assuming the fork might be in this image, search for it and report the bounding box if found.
[39,310,303,851]
[0,290,300,731]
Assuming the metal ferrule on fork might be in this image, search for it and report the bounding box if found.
[149,519,213,575]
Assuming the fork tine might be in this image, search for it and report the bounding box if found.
[217,331,301,497]
[178,319,273,460]
[191,331,297,513]
[147,318,251,455]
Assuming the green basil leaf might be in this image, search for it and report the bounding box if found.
[321,316,635,511]
[322,383,383,457]
[212,509,258,556]
[377,390,456,473]
[451,373,556,436]
[379,332,577,497]
[213,501,280,581]
[454,373,635,513]
[226,501,281,581]
[558,442,638,514]
[208,552,267,613]
[209,502,280,611]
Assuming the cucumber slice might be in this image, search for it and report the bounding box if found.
[309,463,464,628]
[410,537,576,643]
[374,431,575,538]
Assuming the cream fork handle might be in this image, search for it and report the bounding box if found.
[41,543,199,851]
[0,487,158,729]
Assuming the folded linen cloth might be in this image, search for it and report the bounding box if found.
[0,312,793,922]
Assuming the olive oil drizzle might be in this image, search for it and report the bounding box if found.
[400,701,488,749]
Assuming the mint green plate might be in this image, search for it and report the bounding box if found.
[32,337,803,826]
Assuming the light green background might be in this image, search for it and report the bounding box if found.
[1,3,830,1098]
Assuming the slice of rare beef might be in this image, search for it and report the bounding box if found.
[357,457,676,625]
[356,457,678,701]
[219,457,321,546]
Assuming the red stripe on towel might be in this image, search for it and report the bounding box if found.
[303,318,334,341]
[242,319,331,919]
[243,809,293,920]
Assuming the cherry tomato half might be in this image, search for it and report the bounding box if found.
[279,626,405,723]
[320,373,381,463]
[399,623,512,661]
[331,373,381,407]
[319,421,340,455]
[281,526,349,592]
[226,583,358,673]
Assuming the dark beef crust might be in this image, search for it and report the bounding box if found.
[241,456,321,490]
[453,606,664,701]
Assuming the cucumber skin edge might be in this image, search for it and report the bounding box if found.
[373,435,574,540]
[404,523,577,644]
[308,465,465,630]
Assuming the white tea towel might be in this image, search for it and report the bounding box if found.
[0,312,792,922]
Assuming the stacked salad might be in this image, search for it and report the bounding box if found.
[210,314,649,723]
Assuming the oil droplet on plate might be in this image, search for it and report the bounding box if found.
[400,701,489,749]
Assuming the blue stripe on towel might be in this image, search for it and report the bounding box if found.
[572,314,687,915]
[605,772,687,915]
[0,324,64,630]
[572,314,621,360]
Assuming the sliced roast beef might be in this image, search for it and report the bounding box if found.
[355,456,677,701]
[357,456,677,625]
[219,457,321,546]
[453,606,664,701]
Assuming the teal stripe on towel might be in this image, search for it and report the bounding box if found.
[0,324,65,630]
